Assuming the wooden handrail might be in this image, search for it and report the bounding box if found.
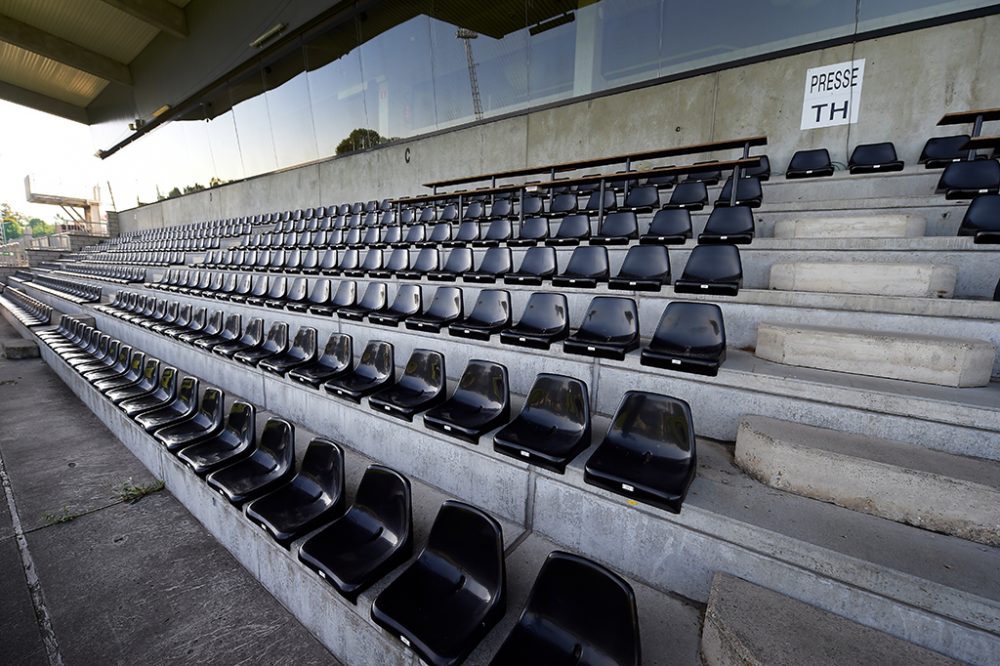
[962,135,1000,150]
[937,108,1000,126]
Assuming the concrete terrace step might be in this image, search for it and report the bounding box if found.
[772,214,926,239]
[755,322,996,387]
[735,415,1000,546]
[701,574,959,666]
[27,311,1000,665]
[768,261,957,298]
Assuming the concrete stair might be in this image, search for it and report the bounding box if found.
[755,322,996,387]
[701,574,959,666]
[772,214,927,239]
[768,261,957,298]
[735,415,1000,546]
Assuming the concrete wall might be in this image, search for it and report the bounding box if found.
[117,14,1000,233]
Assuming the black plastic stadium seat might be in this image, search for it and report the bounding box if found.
[500,292,569,349]
[324,340,394,402]
[177,401,256,476]
[785,148,834,178]
[585,391,697,513]
[207,418,296,505]
[119,366,177,417]
[154,387,226,452]
[245,439,345,546]
[214,317,264,358]
[849,142,904,174]
[937,159,1000,199]
[591,211,638,245]
[545,214,591,246]
[622,184,659,212]
[194,313,241,351]
[489,551,640,666]
[429,248,474,282]
[290,279,329,313]
[371,248,409,278]
[673,245,742,296]
[504,246,557,286]
[551,246,609,288]
[743,154,771,180]
[472,219,512,247]
[299,465,412,602]
[463,247,511,283]
[134,376,199,433]
[448,290,511,340]
[641,301,726,376]
[369,349,446,420]
[234,321,289,367]
[369,284,422,327]
[406,286,463,332]
[640,208,692,245]
[699,206,755,244]
[563,296,640,360]
[104,358,159,405]
[508,217,549,247]
[259,326,317,376]
[493,374,591,473]
[397,248,439,280]
[664,182,708,210]
[608,245,671,292]
[957,194,1000,243]
[288,333,353,388]
[919,135,970,168]
[312,280,356,316]
[684,160,722,185]
[716,176,763,207]
[338,282,387,321]
[371,500,506,666]
[93,351,146,393]
[424,360,510,443]
[443,221,480,247]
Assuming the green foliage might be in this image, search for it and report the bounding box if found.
[42,506,81,525]
[114,477,165,503]
[336,128,387,155]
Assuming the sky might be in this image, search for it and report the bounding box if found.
[0,99,104,222]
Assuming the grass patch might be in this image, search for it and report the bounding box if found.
[42,506,81,525]
[114,478,165,504]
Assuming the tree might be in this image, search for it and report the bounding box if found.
[167,187,182,198]
[2,203,26,241]
[336,128,386,155]
[28,218,54,237]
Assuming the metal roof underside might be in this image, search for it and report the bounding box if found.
[0,0,191,122]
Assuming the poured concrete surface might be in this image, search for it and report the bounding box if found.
[769,262,957,298]
[1,337,39,359]
[736,415,1000,546]
[755,322,996,387]
[701,574,959,666]
[772,214,926,239]
[0,317,338,666]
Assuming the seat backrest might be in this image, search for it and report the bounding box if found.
[521,195,544,216]
[668,182,708,206]
[442,247,473,273]
[399,349,445,393]
[516,246,557,275]
[920,135,969,163]
[250,274,270,297]
[850,141,898,166]
[356,340,394,380]
[554,214,591,240]
[454,220,480,242]
[240,318,264,345]
[617,245,670,281]
[196,387,225,425]
[426,286,463,318]
[788,148,831,171]
[403,224,426,244]
[361,249,383,271]
[719,176,763,202]
[704,206,754,235]
[174,376,199,411]
[223,401,256,445]
[563,245,608,277]
[358,282,387,310]
[515,552,639,665]
[257,418,295,471]
[517,217,549,241]
[139,358,160,388]
[299,438,344,498]
[428,222,451,243]
[550,192,578,215]
[489,199,512,218]
[584,189,618,212]
[221,313,241,337]
[521,373,590,432]
[599,211,638,238]
[332,280,357,307]
[623,184,659,210]
[262,322,289,352]
[682,244,742,282]
[338,249,360,270]
[319,333,353,370]
[412,248,439,272]
[578,296,639,341]
[484,218,512,241]
[386,248,409,271]
[154,366,177,398]
[390,284,422,315]
[289,327,317,360]
[467,289,511,325]
[355,465,412,540]
[464,202,484,220]
[651,301,726,356]
[602,389,695,482]
[267,276,287,300]
[960,194,1000,233]
[477,247,511,274]
[306,278,329,305]
[423,500,505,597]
[518,292,568,331]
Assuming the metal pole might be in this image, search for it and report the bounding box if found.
[969,114,984,161]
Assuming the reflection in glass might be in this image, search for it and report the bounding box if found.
[230,68,278,177]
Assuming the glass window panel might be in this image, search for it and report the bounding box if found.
[229,68,278,177]
[263,44,319,168]
[305,19,370,157]
[858,0,998,32]
[205,110,245,185]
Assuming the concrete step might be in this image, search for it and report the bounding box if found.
[755,322,996,387]
[772,214,926,239]
[31,316,1000,665]
[768,261,957,298]
[735,415,1000,546]
[701,573,959,666]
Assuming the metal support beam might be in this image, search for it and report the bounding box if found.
[0,13,132,86]
[97,0,188,39]
[0,78,88,123]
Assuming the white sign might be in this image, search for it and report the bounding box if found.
[800,59,865,130]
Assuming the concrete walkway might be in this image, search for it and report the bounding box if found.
[0,318,338,666]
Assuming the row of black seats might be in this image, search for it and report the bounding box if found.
[234,206,754,256]
[54,264,144,284]
[78,250,185,267]
[107,286,728,373]
[39,316,666,664]
[25,273,102,303]
[784,143,904,179]
[0,285,52,326]
[170,244,742,296]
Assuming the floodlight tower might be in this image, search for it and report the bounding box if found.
[456,28,483,121]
